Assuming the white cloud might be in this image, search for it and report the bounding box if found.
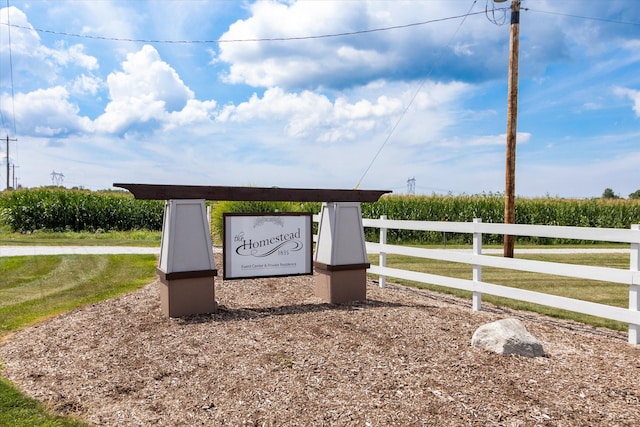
[94,45,196,134]
[219,87,334,139]
[70,74,103,96]
[215,1,640,94]
[218,79,470,144]
[453,42,474,57]
[481,132,530,146]
[0,7,40,55]
[0,6,99,85]
[4,86,93,136]
[48,42,99,70]
[438,132,531,148]
[164,99,218,131]
[613,86,640,117]
[58,1,141,43]
[581,102,602,111]
[217,1,507,89]
[219,87,394,142]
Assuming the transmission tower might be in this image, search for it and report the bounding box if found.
[50,170,64,186]
[407,177,416,195]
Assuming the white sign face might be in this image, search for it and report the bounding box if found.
[223,213,313,279]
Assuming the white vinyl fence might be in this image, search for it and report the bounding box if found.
[315,215,640,345]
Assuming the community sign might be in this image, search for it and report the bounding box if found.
[223,212,313,280]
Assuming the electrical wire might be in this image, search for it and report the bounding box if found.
[0,109,7,138]
[2,0,19,189]
[2,0,17,136]
[0,9,496,44]
[3,5,637,44]
[0,3,7,136]
[353,0,479,190]
[526,8,640,27]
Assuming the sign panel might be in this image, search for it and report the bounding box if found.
[223,212,313,280]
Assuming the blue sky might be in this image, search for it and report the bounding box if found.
[1,0,639,198]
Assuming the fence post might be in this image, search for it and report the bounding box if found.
[472,218,482,311]
[379,215,387,288]
[630,224,639,345]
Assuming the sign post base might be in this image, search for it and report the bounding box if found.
[158,274,217,318]
[313,263,368,304]
[313,202,370,304]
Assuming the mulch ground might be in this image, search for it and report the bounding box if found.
[1,253,639,426]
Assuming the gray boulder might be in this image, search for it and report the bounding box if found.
[471,318,545,358]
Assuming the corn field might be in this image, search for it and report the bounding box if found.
[1,189,639,243]
[361,194,640,244]
[0,188,164,232]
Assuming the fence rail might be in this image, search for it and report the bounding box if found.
[315,215,640,345]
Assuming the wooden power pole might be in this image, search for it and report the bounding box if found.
[503,0,521,258]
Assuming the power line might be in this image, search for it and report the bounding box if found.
[2,5,636,47]
[354,0,480,189]
[0,9,496,45]
[2,0,17,135]
[2,1,19,191]
[525,8,640,27]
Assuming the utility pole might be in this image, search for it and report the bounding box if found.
[503,0,520,258]
[5,135,17,191]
